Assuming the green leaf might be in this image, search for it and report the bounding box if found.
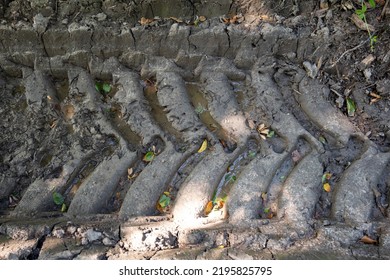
[264,208,270,214]
[368,0,376,8]
[95,82,102,93]
[61,203,67,212]
[361,3,367,13]
[143,151,155,162]
[346,97,356,117]
[53,192,64,206]
[102,83,111,94]
[158,194,171,208]
[319,136,327,144]
[267,130,275,138]
[225,174,237,183]
[248,151,257,158]
[216,195,228,203]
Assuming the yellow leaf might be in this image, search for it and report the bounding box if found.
[261,192,267,201]
[360,235,377,245]
[323,183,331,192]
[156,202,164,213]
[197,139,208,153]
[204,201,213,216]
[216,200,224,210]
[217,245,225,249]
[163,191,170,196]
[198,16,206,22]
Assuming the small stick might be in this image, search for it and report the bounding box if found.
[381,0,389,19]
[331,39,368,67]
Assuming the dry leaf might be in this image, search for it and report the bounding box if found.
[351,13,375,32]
[370,98,381,105]
[257,123,270,140]
[204,201,214,216]
[216,200,224,210]
[320,0,329,10]
[261,192,267,201]
[370,92,381,99]
[360,235,378,244]
[197,139,208,153]
[247,119,256,130]
[323,183,331,192]
[139,17,154,25]
[198,15,206,22]
[291,150,301,163]
[156,202,164,213]
[169,17,183,23]
[266,212,274,219]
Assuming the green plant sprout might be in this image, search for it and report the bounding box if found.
[355,0,377,51]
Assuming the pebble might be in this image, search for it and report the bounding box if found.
[303,61,318,79]
[103,237,116,246]
[95,13,107,22]
[84,229,103,242]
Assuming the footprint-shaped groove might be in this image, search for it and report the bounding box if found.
[66,70,137,216]
[277,151,323,224]
[332,147,390,224]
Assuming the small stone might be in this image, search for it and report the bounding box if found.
[102,237,116,246]
[303,61,318,79]
[66,225,77,235]
[363,68,372,80]
[33,14,49,34]
[95,13,107,22]
[52,228,65,238]
[84,229,103,242]
[81,237,89,245]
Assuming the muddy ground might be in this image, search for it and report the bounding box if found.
[0,0,390,259]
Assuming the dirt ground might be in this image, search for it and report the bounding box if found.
[0,0,390,259]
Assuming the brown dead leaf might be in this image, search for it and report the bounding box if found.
[216,200,224,210]
[266,212,274,219]
[156,202,164,213]
[291,150,301,163]
[204,201,214,216]
[320,0,329,10]
[221,14,244,24]
[139,17,155,25]
[198,15,206,22]
[169,17,183,23]
[375,0,385,5]
[370,92,381,99]
[360,235,378,245]
[351,13,375,32]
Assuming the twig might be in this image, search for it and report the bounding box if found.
[331,38,369,67]
[381,0,390,19]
